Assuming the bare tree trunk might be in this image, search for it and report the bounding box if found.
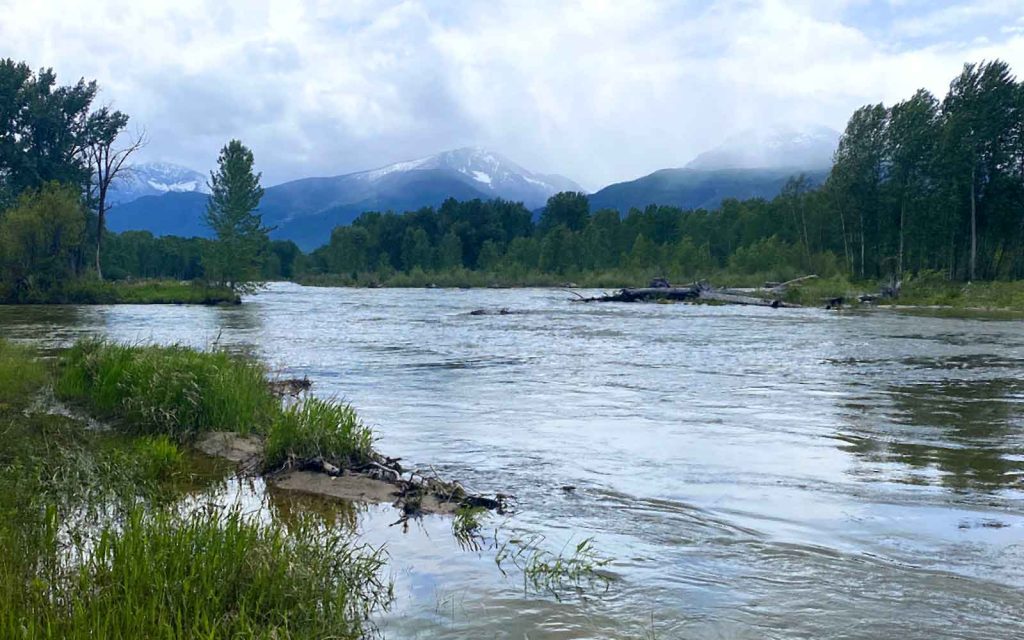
[832,190,853,273]
[970,164,977,282]
[898,195,906,282]
[87,126,146,281]
[95,181,107,280]
[860,210,865,279]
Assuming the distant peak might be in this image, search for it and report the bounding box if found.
[686,124,840,171]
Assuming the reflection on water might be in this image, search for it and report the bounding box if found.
[4,284,1024,639]
[840,375,1024,491]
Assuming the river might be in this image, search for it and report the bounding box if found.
[2,282,1023,639]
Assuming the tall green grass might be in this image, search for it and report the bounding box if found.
[1,341,393,639]
[56,340,279,438]
[264,396,375,470]
[1,506,391,639]
[0,338,46,409]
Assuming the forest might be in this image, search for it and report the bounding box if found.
[2,59,1022,301]
[302,60,1024,287]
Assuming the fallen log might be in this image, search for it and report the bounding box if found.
[697,290,798,308]
[577,286,701,303]
[576,282,800,307]
[767,274,818,293]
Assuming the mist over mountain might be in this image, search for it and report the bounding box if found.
[108,148,582,249]
[584,125,836,214]
[685,125,840,172]
[587,167,827,214]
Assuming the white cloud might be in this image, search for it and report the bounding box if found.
[1,0,1023,189]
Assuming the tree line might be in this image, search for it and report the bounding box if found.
[0,59,274,301]
[3,58,1023,298]
[305,60,1024,285]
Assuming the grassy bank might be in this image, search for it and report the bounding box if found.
[0,339,393,638]
[57,340,279,437]
[776,273,1024,311]
[1,279,239,305]
[299,268,657,289]
[297,268,1024,312]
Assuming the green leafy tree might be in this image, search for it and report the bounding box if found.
[477,239,503,271]
[539,191,590,233]
[0,182,86,299]
[885,89,939,280]
[400,227,432,272]
[203,140,268,291]
[436,232,463,270]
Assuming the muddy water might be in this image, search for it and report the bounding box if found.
[2,283,1023,639]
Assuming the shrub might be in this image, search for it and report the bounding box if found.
[264,397,375,470]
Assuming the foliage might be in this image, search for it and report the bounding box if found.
[264,397,375,471]
[0,339,46,408]
[495,534,611,601]
[0,59,100,207]
[0,341,393,640]
[4,278,238,305]
[294,59,1024,291]
[0,182,87,300]
[203,139,269,291]
[0,503,390,640]
[56,340,277,438]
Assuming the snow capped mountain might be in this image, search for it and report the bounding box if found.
[108,162,209,205]
[109,148,586,249]
[355,147,584,207]
[686,125,840,171]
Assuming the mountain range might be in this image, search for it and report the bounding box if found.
[108,149,582,249]
[108,126,841,250]
[108,162,209,205]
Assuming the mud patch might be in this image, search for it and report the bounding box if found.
[196,432,263,470]
[269,470,458,515]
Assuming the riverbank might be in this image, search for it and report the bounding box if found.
[0,279,239,305]
[0,338,395,637]
[0,337,525,637]
[298,270,1024,312]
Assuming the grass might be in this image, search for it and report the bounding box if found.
[0,338,46,408]
[0,338,394,639]
[1,505,390,639]
[2,279,239,305]
[56,340,279,439]
[264,396,375,471]
[495,534,612,601]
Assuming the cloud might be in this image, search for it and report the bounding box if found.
[1,0,1023,189]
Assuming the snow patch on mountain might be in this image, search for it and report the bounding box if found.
[352,147,583,207]
[109,162,209,205]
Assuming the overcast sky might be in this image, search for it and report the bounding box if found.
[3,0,1023,189]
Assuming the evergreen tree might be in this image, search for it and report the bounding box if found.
[203,140,268,291]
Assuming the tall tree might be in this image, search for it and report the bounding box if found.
[0,60,98,207]
[942,61,1018,280]
[85,108,144,280]
[203,140,268,291]
[830,104,888,277]
[886,89,939,281]
[539,191,590,233]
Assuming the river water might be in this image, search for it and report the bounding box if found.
[2,283,1023,639]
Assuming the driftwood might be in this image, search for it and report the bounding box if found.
[268,377,312,397]
[767,274,818,293]
[577,285,701,303]
[577,281,799,308]
[280,449,512,524]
